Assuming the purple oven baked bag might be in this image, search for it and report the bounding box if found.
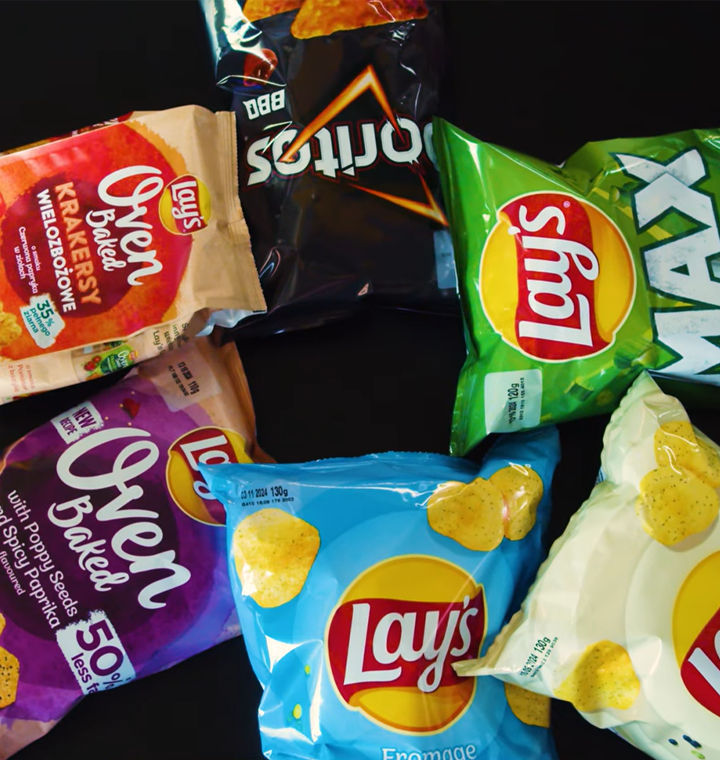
[0,336,271,757]
[201,0,458,338]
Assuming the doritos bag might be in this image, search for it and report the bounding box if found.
[433,119,720,456]
[458,372,720,760]
[0,106,265,402]
[201,429,560,760]
[201,0,458,338]
[0,337,270,758]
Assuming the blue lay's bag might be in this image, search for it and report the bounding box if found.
[201,428,561,760]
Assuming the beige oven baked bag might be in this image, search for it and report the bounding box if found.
[0,105,265,401]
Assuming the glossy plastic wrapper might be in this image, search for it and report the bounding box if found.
[0,337,270,757]
[434,120,720,455]
[201,429,560,760]
[201,0,458,338]
[459,372,720,760]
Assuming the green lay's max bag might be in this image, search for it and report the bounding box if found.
[433,120,720,456]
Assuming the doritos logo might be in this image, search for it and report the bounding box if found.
[480,192,635,361]
[244,66,448,225]
[326,555,485,734]
[674,551,720,716]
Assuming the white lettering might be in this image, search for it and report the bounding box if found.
[344,603,402,685]
[54,427,191,607]
[97,166,165,285]
[380,118,423,165]
[246,137,273,186]
[617,149,720,378]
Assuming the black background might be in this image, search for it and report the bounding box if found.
[0,1,718,759]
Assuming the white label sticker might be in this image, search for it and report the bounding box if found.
[52,402,105,444]
[20,294,65,348]
[484,369,542,434]
[56,610,136,695]
[150,348,220,412]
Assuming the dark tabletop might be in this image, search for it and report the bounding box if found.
[2,1,719,759]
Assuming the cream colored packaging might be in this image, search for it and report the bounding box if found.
[0,105,265,401]
[458,372,720,760]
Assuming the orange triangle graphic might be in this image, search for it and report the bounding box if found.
[278,65,447,227]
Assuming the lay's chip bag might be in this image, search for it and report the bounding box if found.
[433,120,720,456]
[0,336,271,758]
[201,428,560,760]
[458,372,720,760]
[0,105,266,402]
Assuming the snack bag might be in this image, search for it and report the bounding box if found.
[201,428,560,760]
[459,371,720,760]
[433,120,720,455]
[0,337,270,758]
[0,105,266,401]
[201,0,457,338]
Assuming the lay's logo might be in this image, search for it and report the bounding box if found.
[159,175,211,235]
[481,192,635,361]
[326,556,485,734]
[675,551,720,715]
[166,426,251,526]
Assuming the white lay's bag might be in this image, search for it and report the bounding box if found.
[457,371,720,760]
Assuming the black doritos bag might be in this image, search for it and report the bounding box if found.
[201,0,458,338]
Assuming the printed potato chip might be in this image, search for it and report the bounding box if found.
[554,641,640,712]
[637,465,719,546]
[490,465,544,541]
[697,438,720,487]
[291,0,428,39]
[0,614,5,638]
[244,0,303,22]
[0,312,21,349]
[654,421,720,488]
[504,683,551,728]
[427,477,504,551]
[0,647,19,709]
[232,508,320,607]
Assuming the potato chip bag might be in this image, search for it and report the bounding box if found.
[433,119,720,455]
[201,428,560,760]
[458,371,720,760]
[200,0,456,338]
[0,106,265,402]
[0,336,271,758]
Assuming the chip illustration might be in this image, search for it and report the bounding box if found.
[553,641,640,713]
[291,0,428,39]
[490,465,544,541]
[654,421,720,489]
[637,465,719,546]
[427,477,505,551]
[0,614,4,638]
[243,0,303,21]
[0,647,19,709]
[504,683,551,728]
[232,508,320,607]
